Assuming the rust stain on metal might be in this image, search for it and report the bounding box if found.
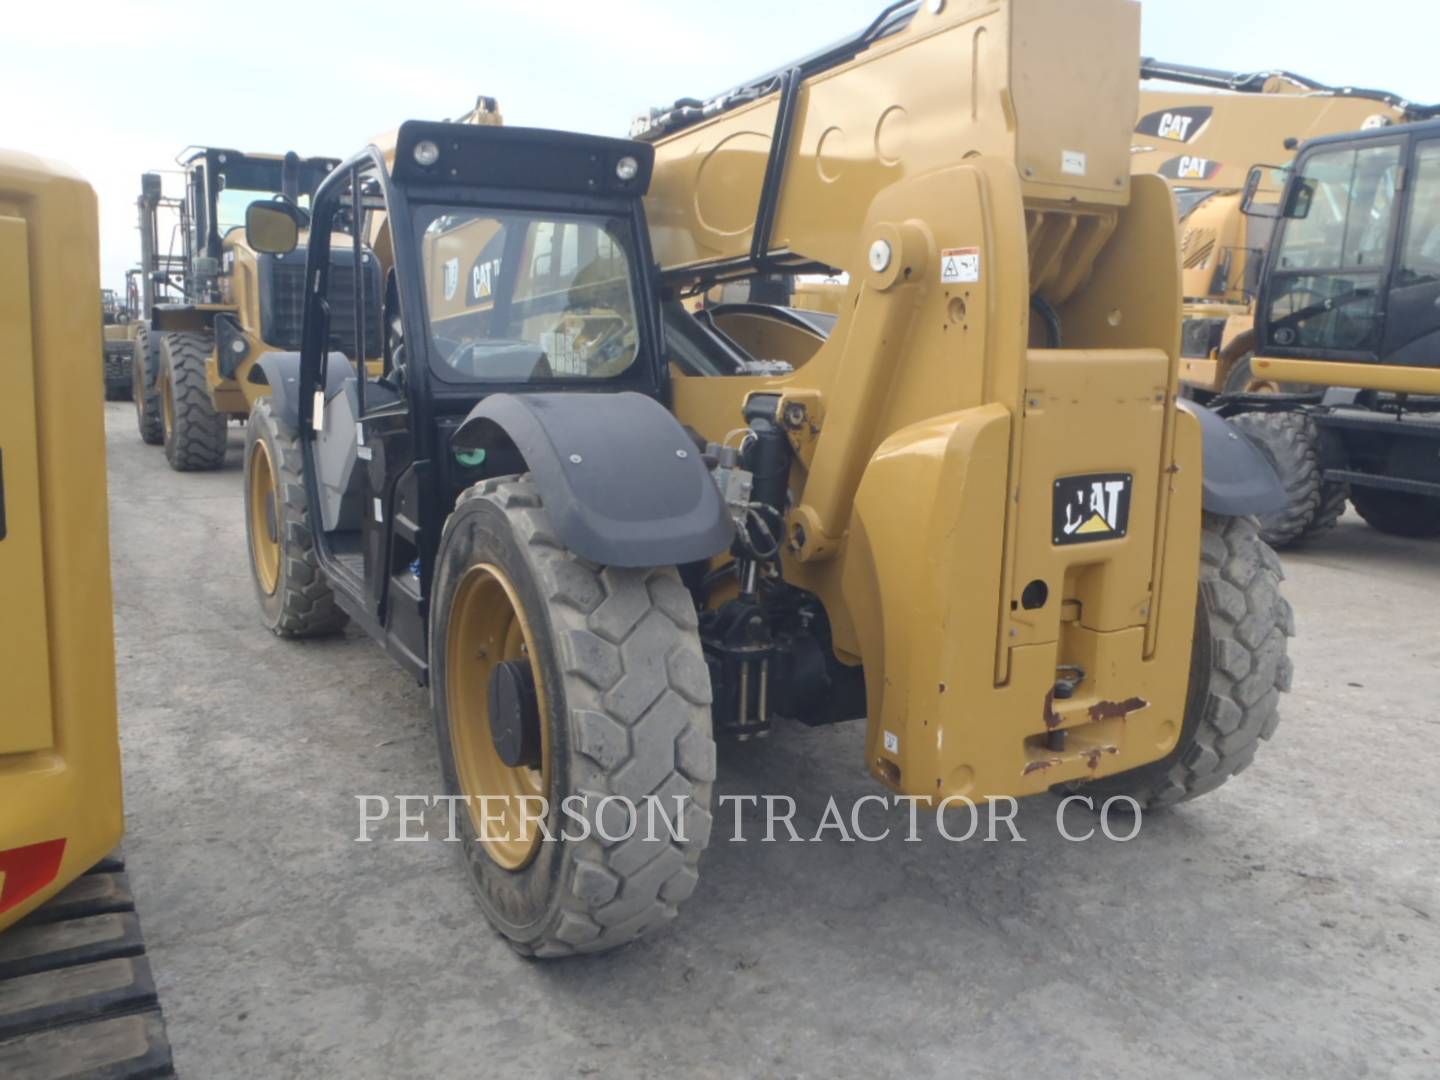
[1043,688,1063,729]
[1023,757,1062,776]
[1088,696,1149,722]
[1082,745,1121,770]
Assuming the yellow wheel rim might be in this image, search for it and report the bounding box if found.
[248,439,281,596]
[446,564,551,870]
[160,366,174,439]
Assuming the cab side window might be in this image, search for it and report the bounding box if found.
[1397,141,1440,286]
[1382,139,1440,363]
[324,167,385,365]
[1265,143,1402,355]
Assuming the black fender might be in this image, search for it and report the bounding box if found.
[1178,399,1287,515]
[249,351,354,436]
[452,391,734,568]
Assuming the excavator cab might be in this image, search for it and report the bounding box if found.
[1221,118,1440,542]
[1257,129,1440,361]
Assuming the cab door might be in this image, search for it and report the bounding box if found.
[1380,137,1440,367]
[1259,139,1405,359]
[313,161,427,662]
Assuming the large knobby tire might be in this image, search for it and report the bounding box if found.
[159,331,226,471]
[1229,411,1346,547]
[103,347,133,401]
[1073,513,1293,810]
[1350,487,1440,539]
[133,325,164,445]
[430,476,715,958]
[243,398,349,637]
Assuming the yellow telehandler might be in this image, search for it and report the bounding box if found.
[0,151,172,1076]
[241,0,1292,957]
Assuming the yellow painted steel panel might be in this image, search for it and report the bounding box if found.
[0,150,122,932]
[0,215,54,754]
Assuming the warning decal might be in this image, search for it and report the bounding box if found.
[940,247,980,284]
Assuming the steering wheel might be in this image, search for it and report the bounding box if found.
[1271,288,1375,349]
[582,320,635,376]
[431,335,465,363]
[446,338,553,380]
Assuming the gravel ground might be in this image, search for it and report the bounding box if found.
[105,403,1440,1079]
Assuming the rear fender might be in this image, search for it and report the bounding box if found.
[1178,399,1286,515]
[452,391,733,568]
[249,351,353,436]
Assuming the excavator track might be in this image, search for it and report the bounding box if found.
[0,852,174,1079]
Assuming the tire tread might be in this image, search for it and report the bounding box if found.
[161,332,226,471]
[450,476,713,957]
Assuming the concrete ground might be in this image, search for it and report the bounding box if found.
[105,403,1439,1079]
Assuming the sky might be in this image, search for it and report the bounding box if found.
[4,0,1435,290]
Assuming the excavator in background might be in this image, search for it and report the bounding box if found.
[1133,59,1439,396]
[240,0,1290,957]
[131,147,341,469]
[1,151,172,1076]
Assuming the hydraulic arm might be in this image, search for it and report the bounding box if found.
[638,0,1221,800]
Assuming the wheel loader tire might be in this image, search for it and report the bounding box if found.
[429,475,715,958]
[1229,411,1344,547]
[103,347,133,401]
[1308,478,1349,541]
[1350,487,1440,539]
[1069,513,1293,811]
[133,324,164,445]
[243,397,349,637]
[159,331,226,471]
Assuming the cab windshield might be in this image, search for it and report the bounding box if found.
[217,189,311,234]
[415,208,639,382]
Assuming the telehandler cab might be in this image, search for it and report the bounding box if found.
[131,147,342,469]
[1217,119,1440,542]
[243,0,1292,957]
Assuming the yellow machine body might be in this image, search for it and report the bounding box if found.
[0,151,123,929]
[647,0,1202,801]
